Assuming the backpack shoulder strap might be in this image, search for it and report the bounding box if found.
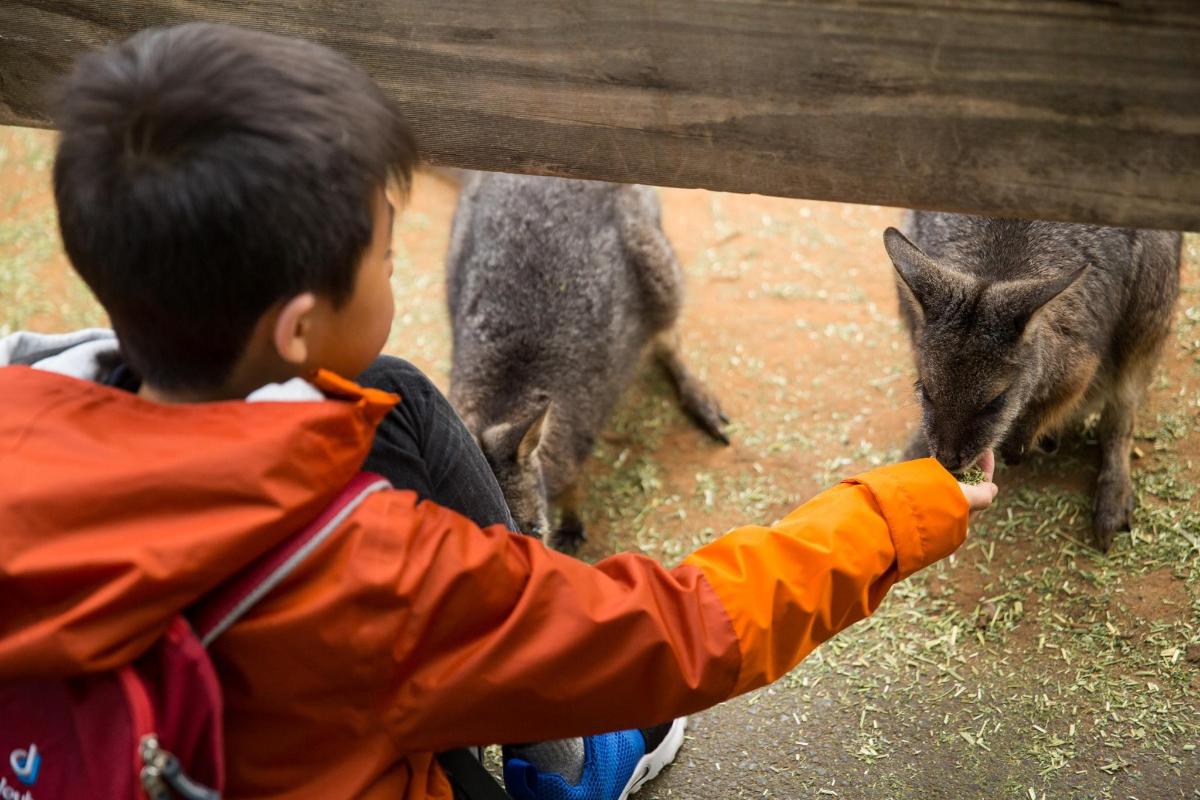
[191,472,391,647]
[190,472,513,799]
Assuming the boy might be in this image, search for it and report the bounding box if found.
[0,22,997,800]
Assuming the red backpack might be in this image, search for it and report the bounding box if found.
[0,473,390,800]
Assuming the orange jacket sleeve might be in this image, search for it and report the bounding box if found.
[682,457,967,695]
[367,457,967,751]
[213,458,967,765]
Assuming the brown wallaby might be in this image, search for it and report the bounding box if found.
[446,172,729,553]
[884,211,1181,552]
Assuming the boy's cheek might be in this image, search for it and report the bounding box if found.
[371,292,395,356]
[337,259,395,375]
[358,282,394,370]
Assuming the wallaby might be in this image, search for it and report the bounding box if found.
[884,211,1181,551]
[446,172,729,552]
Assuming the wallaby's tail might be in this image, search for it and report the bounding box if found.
[653,331,730,445]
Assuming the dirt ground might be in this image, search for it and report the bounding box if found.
[2,126,1198,799]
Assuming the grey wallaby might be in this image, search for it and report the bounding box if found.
[446,172,729,552]
[884,211,1181,551]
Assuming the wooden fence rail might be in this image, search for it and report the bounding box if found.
[1,1,1198,229]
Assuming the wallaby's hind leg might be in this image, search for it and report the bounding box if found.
[616,185,729,444]
[1093,383,1138,552]
[654,331,730,445]
[615,185,684,331]
[1090,234,1178,552]
[548,481,587,555]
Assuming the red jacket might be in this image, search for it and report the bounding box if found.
[0,364,968,799]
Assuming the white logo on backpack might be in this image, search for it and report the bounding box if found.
[0,776,33,800]
[3,744,37,800]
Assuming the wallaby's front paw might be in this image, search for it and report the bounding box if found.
[549,517,587,555]
[999,440,1028,466]
[1093,480,1133,552]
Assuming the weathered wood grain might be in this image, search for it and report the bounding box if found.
[1,1,1198,229]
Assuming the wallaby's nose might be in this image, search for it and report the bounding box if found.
[946,447,989,476]
[931,444,973,474]
[941,456,966,474]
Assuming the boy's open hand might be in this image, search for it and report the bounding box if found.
[959,449,998,513]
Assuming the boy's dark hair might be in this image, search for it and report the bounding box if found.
[53,22,417,391]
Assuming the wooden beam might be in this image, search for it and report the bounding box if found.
[1,2,1198,229]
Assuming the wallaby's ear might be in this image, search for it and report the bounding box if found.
[478,423,509,462]
[517,399,552,463]
[883,227,947,324]
[1010,265,1088,335]
[479,396,552,463]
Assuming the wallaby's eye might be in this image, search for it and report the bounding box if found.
[981,391,1008,416]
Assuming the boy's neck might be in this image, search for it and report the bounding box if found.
[138,382,246,404]
[137,360,305,404]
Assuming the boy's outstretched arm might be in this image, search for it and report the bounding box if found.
[684,453,989,695]
[220,459,982,759]
[374,458,978,751]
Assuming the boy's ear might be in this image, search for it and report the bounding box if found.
[272,292,318,366]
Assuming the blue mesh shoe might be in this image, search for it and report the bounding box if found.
[503,718,686,800]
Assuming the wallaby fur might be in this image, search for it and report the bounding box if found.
[446,172,729,552]
[885,211,1181,551]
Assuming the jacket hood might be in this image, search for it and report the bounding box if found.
[0,331,397,679]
